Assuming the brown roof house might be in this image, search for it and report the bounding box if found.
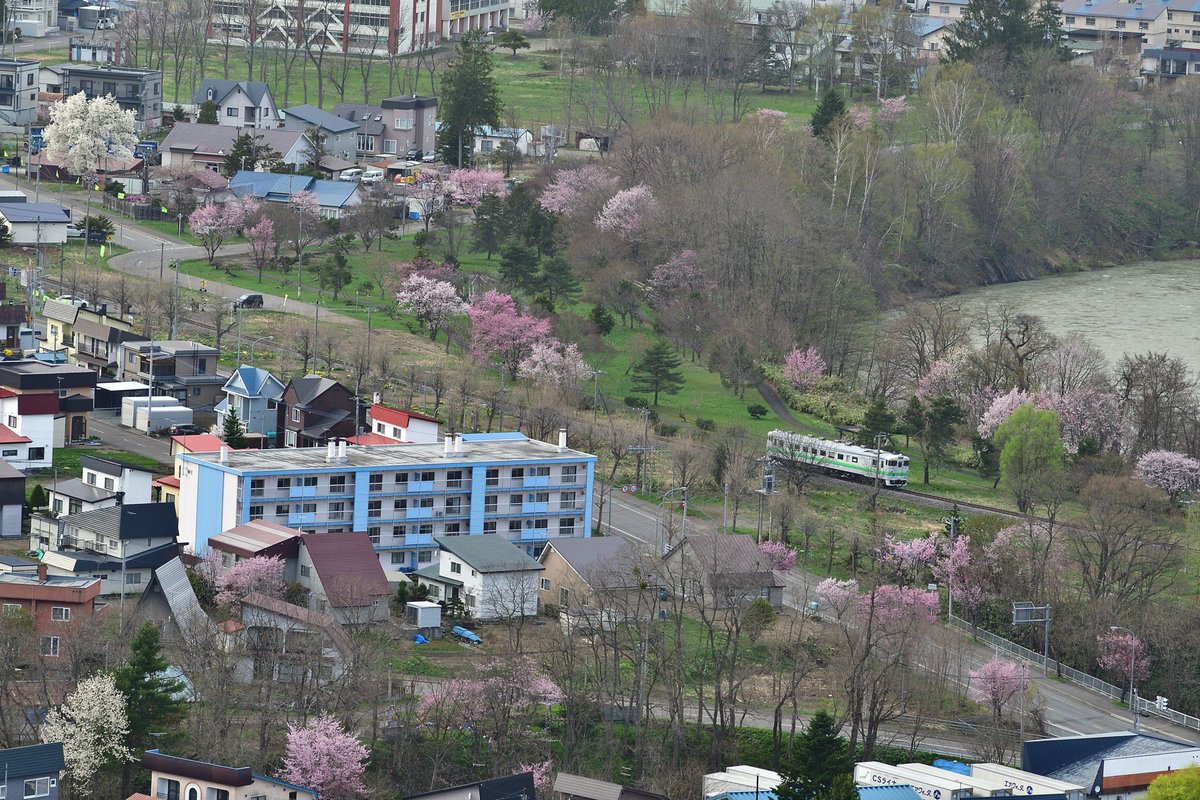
[296,531,391,625]
[277,376,359,448]
[206,520,301,580]
[230,592,356,684]
[661,533,784,610]
[537,537,658,632]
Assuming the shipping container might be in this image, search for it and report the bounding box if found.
[854,763,977,800]
[969,763,1085,799]
[121,395,177,428]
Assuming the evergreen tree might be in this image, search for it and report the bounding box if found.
[503,185,558,256]
[223,132,282,177]
[437,30,502,167]
[946,0,1068,64]
[172,105,186,122]
[197,100,218,124]
[857,397,897,446]
[473,192,506,259]
[496,29,531,56]
[221,412,249,449]
[631,342,685,406]
[589,305,616,336]
[810,89,846,138]
[538,255,581,305]
[499,241,540,292]
[114,623,186,777]
[316,251,353,300]
[777,711,851,800]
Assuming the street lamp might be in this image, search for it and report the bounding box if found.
[1110,625,1140,731]
[249,334,274,362]
[655,486,688,555]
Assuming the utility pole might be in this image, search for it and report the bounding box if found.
[590,369,606,424]
[170,261,180,339]
[158,241,164,280]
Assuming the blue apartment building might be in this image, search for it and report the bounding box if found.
[176,431,596,575]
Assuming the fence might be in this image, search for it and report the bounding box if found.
[947,613,1200,733]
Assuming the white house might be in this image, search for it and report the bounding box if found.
[79,454,155,504]
[0,389,54,469]
[193,80,279,129]
[215,365,285,440]
[0,203,71,246]
[38,503,180,594]
[473,125,536,158]
[363,402,440,444]
[415,534,544,620]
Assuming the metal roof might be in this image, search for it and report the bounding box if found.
[282,104,359,133]
[161,123,305,158]
[0,202,72,224]
[193,79,272,107]
[42,298,80,324]
[59,502,178,540]
[0,742,66,779]
[147,557,211,645]
[301,531,391,605]
[553,772,623,800]
[435,534,544,573]
[46,477,118,503]
[857,788,922,800]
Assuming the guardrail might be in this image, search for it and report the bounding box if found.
[948,613,1200,733]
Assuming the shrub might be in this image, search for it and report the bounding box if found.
[748,404,768,419]
[656,422,679,437]
[625,395,649,409]
[695,418,716,432]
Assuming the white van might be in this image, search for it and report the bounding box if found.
[339,168,363,182]
[361,167,385,184]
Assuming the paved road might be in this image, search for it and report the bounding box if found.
[86,411,173,465]
[593,486,1200,746]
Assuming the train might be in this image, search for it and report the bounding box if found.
[766,429,911,487]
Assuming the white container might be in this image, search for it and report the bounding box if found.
[854,763,976,800]
[405,600,441,629]
[135,405,193,432]
[902,764,1011,796]
[969,763,1086,800]
[121,395,177,428]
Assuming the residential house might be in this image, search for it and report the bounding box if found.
[193,79,279,128]
[206,519,301,578]
[0,564,101,637]
[153,433,227,506]
[365,401,439,443]
[228,171,363,219]
[536,536,647,618]
[159,123,309,172]
[68,305,146,376]
[296,531,391,625]
[553,773,669,800]
[1058,0,1169,45]
[1143,42,1200,78]
[0,203,72,245]
[0,461,26,536]
[0,284,27,353]
[415,534,544,619]
[333,95,438,157]
[661,533,784,610]
[277,375,359,449]
[911,16,955,65]
[0,555,37,574]
[215,365,285,441]
[135,557,214,650]
[0,743,66,800]
[0,59,43,125]
[43,453,157,517]
[280,104,360,161]
[228,591,355,684]
[926,0,969,20]
[40,298,80,358]
[116,340,224,409]
[175,430,596,561]
[33,502,180,594]
[142,749,319,800]
[404,772,534,800]
[0,360,97,445]
[0,390,55,469]
[473,126,536,158]
[57,64,163,132]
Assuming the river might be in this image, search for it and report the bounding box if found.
[953,259,1200,370]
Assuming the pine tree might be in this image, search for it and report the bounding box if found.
[776,711,851,800]
[223,132,281,177]
[538,256,581,305]
[114,623,186,790]
[589,305,616,336]
[473,192,506,259]
[810,89,846,138]
[945,0,1068,63]
[499,241,540,293]
[631,342,685,406]
[197,100,218,124]
[437,30,502,166]
[221,412,249,449]
[857,397,897,446]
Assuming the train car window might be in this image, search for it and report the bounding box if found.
[851,457,858,463]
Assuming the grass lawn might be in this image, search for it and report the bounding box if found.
[51,448,169,478]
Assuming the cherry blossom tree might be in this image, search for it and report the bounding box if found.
[816,577,859,617]
[43,92,138,177]
[848,107,872,130]
[880,533,938,584]
[594,185,657,240]
[878,96,908,126]
[520,760,554,799]
[647,250,715,309]
[395,275,468,346]
[932,534,989,623]
[517,338,591,392]
[522,9,550,32]
[286,190,323,261]
[278,714,369,800]
[469,290,552,379]
[215,555,285,608]
[1041,387,1122,454]
[1134,450,1200,503]
[759,540,796,572]
[189,203,240,263]
[1096,630,1150,686]
[783,346,826,389]
[247,216,275,280]
[537,164,618,217]
[754,108,788,123]
[978,388,1034,439]
[447,168,508,206]
[970,657,1030,758]
[42,673,134,792]
[915,356,965,402]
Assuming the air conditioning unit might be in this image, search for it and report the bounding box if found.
[435,511,444,517]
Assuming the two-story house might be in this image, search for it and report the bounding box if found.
[40,298,79,360]
[0,59,41,126]
[0,461,25,536]
[43,453,158,518]
[0,360,97,445]
[0,284,27,353]
[57,64,163,132]
[296,531,391,625]
[215,366,285,441]
[661,533,784,611]
[415,534,543,619]
[193,80,279,128]
[332,95,437,158]
[142,750,319,800]
[67,304,146,376]
[0,743,66,800]
[364,402,439,444]
[117,340,224,409]
[536,536,646,618]
[34,502,180,594]
[0,390,55,469]
[277,376,359,449]
[0,564,101,641]
[160,124,310,173]
[279,104,360,162]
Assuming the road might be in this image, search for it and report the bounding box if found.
[86,411,172,464]
[593,486,1200,747]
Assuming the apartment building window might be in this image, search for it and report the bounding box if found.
[40,636,59,658]
[277,477,291,489]
[418,550,432,563]
[418,471,434,482]
[103,81,116,95]
[509,494,523,509]
[397,471,408,485]
[369,473,383,491]
[559,518,576,534]
[330,475,347,492]
[250,478,265,496]
[329,501,345,518]
[368,527,381,543]
[418,497,434,509]
[511,467,524,479]
[301,503,317,514]
[302,476,318,487]
[276,504,289,518]
[534,519,548,530]
[561,465,578,482]
[508,520,522,532]
[446,469,463,488]
[391,553,406,564]
[483,521,497,533]
[486,468,499,486]
[445,497,462,513]
[444,523,461,534]
[532,466,550,477]
[533,492,549,504]
[393,525,406,536]
[561,491,577,509]
[368,500,382,518]
[248,505,264,520]
[418,523,433,535]
[394,499,408,510]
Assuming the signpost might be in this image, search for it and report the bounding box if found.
[1013,601,1053,677]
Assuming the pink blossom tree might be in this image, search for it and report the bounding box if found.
[286,190,322,261]
[759,540,796,572]
[847,107,872,130]
[878,96,908,126]
[915,357,963,402]
[594,185,657,240]
[1096,630,1150,689]
[1040,387,1121,454]
[868,584,940,625]
[277,714,369,800]
[783,346,826,389]
[970,657,1030,758]
[816,577,859,617]
[1134,450,1200,503]
[537,164,618,217]
[880,533,938,584]
[647,250,715,309]
[519,760,554,799]
[468,290,552,379]
[247,216,275,280]
[522,9,551,33]
[447,168,508,206]
[517,339,591,392]
[189,203,242,263]
[395,275,468,347]
[754,108,788,123]
[215,556,285,608]
[978,388,1034,439]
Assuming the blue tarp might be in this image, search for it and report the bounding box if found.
[414,634,428,644]
[450,626,482,644]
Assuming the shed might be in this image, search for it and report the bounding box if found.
[95,380,151,409]
[405,600,441,629]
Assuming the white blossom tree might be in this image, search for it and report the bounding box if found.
[42,93,139,177]
[42,673,134,793]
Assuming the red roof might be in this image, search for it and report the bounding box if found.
[300,532,391,607]
[370,403,440,428]
[0,424,31,444]
[16,393,59,416]
[170,433,225,453]
[346,432,400,446]
[153,475,181,488]
[0,388,14,398]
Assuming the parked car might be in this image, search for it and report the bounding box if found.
[234,293,264,309]
[361,168,385,184]
[55,295,88,308]
[405,148,423,161]
[421,152,438,163]
[65,225,84,239]
[166,423,203,436]
[339,168,363,182]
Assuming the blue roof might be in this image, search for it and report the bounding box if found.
[308,180,359,209]
[858,788,922,800]
[229,171,359,209]
[0,742,66,779]
[0,202,72,223]
[912,16,953,35]
[710,792,777,800]
[282,104,359,133]
[1146,47,1200,60]
[1059,0,1165,18]
[225,365,284,399]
